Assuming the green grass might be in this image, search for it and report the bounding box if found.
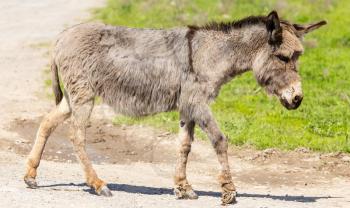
[94,0,350,152]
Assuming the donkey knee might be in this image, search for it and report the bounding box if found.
[179,143,191,155]
[211,134,228,154]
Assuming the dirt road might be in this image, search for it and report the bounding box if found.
[0,1,349,207]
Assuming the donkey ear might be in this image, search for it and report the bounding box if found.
[293,20,327,36]
[266,11,282,45]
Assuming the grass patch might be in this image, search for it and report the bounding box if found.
[29,41,52,50]
[96,0,350,152]
[43,65,55,100]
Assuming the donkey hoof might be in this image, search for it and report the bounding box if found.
[185,189,198,199]
[24,177,37,189]
[98,186,113,197]
[174,186,198,200]
[221,190,237,205]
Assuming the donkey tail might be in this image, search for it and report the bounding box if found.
[51,59,63,105]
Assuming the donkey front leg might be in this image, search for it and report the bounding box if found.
[174,120,198,199]
[70,100,112,197]
[194,106,236,205]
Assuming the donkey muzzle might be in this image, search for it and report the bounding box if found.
[280,95,303,110]
[279,82,303,110]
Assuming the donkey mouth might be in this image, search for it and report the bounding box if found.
[280,97,303,110]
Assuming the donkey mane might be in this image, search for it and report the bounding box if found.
[189,15,292,34]
[189,15,268,33]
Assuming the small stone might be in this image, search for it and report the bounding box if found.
[294,147,310,153]
[341,156,350,162]
[158,132,171,137]
[245,156,254,160]
[92,138,106,143]
[263,148,277,155]
[15,139,30,144]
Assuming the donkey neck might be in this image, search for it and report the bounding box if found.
[191,24,268,87]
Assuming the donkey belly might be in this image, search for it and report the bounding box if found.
[113,87,179,117]
[97,66,181,117]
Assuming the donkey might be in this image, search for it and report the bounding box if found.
[24,11,326,204]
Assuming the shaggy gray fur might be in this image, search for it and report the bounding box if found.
[53,21,266,118]
[53,24,188,116]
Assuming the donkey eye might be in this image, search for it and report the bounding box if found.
[276,55,290,63]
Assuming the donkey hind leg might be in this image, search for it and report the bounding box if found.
[24,96,71,188]
[195,106,236,205]
[174,120,198,199]
[70,100,112,197]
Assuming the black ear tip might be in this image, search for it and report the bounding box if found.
[320,20,327,25]
[268,10,279,18]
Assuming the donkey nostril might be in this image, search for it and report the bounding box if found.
[293,95,303,104]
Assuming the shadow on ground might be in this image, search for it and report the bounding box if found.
[37,182,337,203]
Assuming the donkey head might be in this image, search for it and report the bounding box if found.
[253,11,326,110]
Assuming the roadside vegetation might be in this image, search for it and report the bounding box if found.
[94,0,350,152]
